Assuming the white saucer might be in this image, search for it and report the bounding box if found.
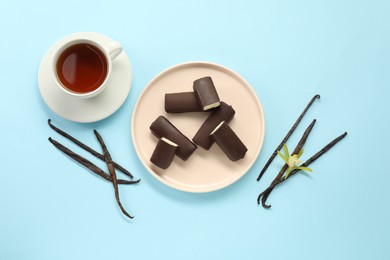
[38,32,132,123]
[132,62,265,193]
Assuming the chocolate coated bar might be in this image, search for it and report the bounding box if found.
[192,102,235,150]
[193,76,221,110]
[165,92,202,113]
[210,122,247,161]
[150,137,178,169]
[150,116,197,161]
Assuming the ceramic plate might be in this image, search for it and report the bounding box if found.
[38,32,132,123]
[132,62,265,192]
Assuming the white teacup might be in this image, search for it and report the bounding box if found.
[51,35,122,99]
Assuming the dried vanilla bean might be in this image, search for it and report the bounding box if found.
[258,132,347,208]
[48,119,135,179]
[49,138,139,185]
[94,130,134,219]
[257,94,320,181]
[257,119,316,207]
[279,132,348,184]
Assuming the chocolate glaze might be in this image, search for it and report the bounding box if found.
[192,102,235,150]
[165,92,203,113]
[150,116,197,161]
[193,76,220,110]
[150,138,178,169]
[210,122,247,161]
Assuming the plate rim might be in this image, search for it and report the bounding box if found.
[131,61,265,193]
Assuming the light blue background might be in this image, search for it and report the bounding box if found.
[1,0,389,259]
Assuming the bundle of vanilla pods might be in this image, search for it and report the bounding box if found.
[256,95,347,208]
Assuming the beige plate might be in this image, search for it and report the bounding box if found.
[132,62,265,193]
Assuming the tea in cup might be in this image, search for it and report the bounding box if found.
[52,36,122,98]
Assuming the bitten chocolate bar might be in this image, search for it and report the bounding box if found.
[150,116,197,161]
[165,92,202,113]
[193,76,221,110]
[210,122,247,161]
[192,102,235,150]
[150,137,178,169]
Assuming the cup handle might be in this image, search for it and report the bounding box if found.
[105,41,123,61]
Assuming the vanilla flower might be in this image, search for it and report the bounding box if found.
[277,143,312,179]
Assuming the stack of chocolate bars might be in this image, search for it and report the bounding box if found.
[150,76,248,169]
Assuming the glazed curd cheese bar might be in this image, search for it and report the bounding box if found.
[193,76,221,110]
[150,137,178,169]
[192,101,235,150]
[165,92,203,113]
[210,121,247,161]
[165,76,221,113]
[150,115,197,161]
